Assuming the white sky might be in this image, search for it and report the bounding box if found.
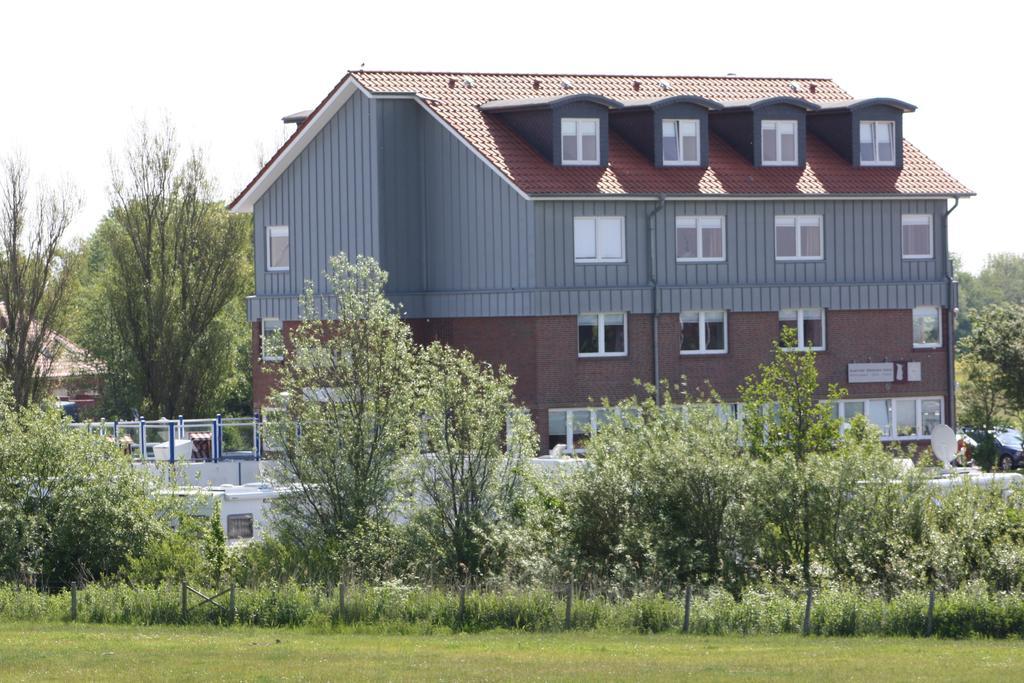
[0,0,1014,273]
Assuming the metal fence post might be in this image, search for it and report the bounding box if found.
[139,417,147,460]
[165,418,175,464]
[178,415,185,441]
[683,585,692,633]
[215,414,223,462]
[113,419,119,441]
[254,413,262,461]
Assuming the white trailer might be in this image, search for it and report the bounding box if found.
[163,482,291,544]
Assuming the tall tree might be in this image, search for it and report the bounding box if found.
[956,354,1010,428]
[0,155,81,406]
[738,328,845,463]
[739,329,845,588]
[962,303,1024,413]
[266,253,420,579]
[104,122,250,416]
[413,342,536,580]
[955,252,1024,339]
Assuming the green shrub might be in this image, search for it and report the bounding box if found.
[6,581,1021,638]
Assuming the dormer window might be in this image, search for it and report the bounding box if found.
[761,120,798,166]
[860,121,895,166]
[561,118,599,165]
[662,119,699,166]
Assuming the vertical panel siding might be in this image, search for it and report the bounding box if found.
[419,109,534,299]
[249,89,952,321]
[253,90,379,301]
[535,198,946,297]
[377,99,424,292]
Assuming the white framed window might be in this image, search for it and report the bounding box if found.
[775,215,823,260]
[913,306,942,348]
[833,397,943,441]
[902,214,933,259]
[261,318,284,362]
[676,216,725,262]
[574,217,625,263]
[266,225,290,271]
[860,121,896,166]
[779,308,825,351]
[547,407,619,453]
[226,513,254,540]
[561,118,599,165]
[761,120,798,166]
[578,313,627,357]
[662,119,700,166]
[680,310,728,354]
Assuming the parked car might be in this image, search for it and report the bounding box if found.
[961,427,1023,471]
[56,400,80,422]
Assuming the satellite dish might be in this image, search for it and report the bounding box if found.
[930,424,957,469]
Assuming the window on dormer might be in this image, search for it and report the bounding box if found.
[662,119,700,165]
[761,120,798,166]
[562,118,599,165]
[860,121,895,166]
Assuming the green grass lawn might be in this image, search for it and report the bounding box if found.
[0,622,1021,682]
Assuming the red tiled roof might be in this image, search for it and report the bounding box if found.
[231,71,971,207]
[0,303,104,379]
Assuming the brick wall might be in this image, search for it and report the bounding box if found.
[251,308,951,446]
[658,309,950,403]
[251,320,301,412]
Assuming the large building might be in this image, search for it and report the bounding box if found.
[230,70,971,453]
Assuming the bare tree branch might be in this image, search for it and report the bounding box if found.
[0,154,82,406]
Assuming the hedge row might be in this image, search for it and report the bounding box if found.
[2,582,1023,638]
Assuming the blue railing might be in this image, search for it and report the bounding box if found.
[71,414,264,462]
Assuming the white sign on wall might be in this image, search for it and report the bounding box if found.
[848,362,895,383]
[907,362,922,382]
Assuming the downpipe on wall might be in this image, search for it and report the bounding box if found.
[647,195,667,403]
[945,197,960,428]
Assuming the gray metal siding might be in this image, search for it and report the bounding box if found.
[246,88,952,322]
[535,200,650,291]
[524,197,949,313]
[253,89,379,301]
[377,98,424,293]
[418,108,535,295]
[806,111,852,163]
[497,109,554,160]
[709,111,754,164]
[536,199,946,291]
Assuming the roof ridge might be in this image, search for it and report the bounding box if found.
[352,69,839,82]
